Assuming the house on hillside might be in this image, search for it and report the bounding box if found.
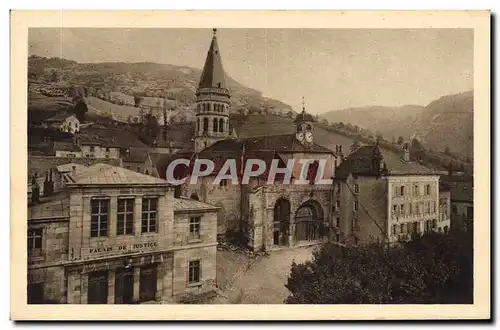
[53,141,83,158]
[42,113,80,134]
[121,147,159,177]
[440,175,474,231]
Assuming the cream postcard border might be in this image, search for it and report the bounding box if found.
[10,10,490,320]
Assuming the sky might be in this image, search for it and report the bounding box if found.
[28,28,473,114]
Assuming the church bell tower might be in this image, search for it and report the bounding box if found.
[194,28,231,152]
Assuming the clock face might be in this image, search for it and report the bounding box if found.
[305,131,314,143]
[296,132,305,142]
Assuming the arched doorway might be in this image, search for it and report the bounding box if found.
[273,198,291,246]
[295,200,324,242]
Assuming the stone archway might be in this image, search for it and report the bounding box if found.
[294,199,324,242]
[273,198,291,246]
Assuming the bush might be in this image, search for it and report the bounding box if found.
[285,229,473,304]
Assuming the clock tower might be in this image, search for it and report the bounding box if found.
[294,97,315,147]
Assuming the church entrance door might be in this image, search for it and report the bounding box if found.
[273,198,291,246]
[294,200,323,243]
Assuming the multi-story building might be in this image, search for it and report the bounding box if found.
[333,144,443,245]
[27,163,218,304]
[41,113,80,134]
[439,183,452,233]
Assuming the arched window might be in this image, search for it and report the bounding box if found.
[207,103,211,112]
[203,118,209,132]
[226,119,230,132]
[197,118,200,132]
[213,118,218,132]
[219,118,224,132]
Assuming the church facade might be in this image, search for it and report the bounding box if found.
[158,29,342,252]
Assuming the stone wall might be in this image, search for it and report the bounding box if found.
[172,245,217,302]
[173,210,218,247]
[67,185,174,261]
[28,266,66,303]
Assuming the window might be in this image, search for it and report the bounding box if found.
[392,224,396,235]
[409,203,413,215]
[400,223,405,234]
[141,198,158,233]
[88,271,108,304]
[335,200,340,209]
[413,185,419,196]
[219,118,224,132]
[354,184,359,194]
[444,225,449,234]
[400,204,405,217]
[106,147,110,152]
[90,199,109,237]
[400,186,405,196]
[432,219,437,229]
[335,233,340,242]
[89,146,95,152]
[189,216,201,240]
[353,201,359,212]
[188,260,201,285]
[139,265,157,302]
[213,118,218,132]
[219,179,228,187]
[415,203,419,215]
[392,205,397,217]
[117,199,134,235]
[335,217,340,227]
[426,184,431,195]
[467,206,473,220]
[27,228,43,257]
[203,118,209,132]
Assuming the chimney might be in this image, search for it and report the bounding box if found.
[403,143,410,162]
[31,180,40,205]
[339,145,342,154]
[174,185,182,198]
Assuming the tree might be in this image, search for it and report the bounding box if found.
[72,100,88,122]
[285,230,473,304]
[444,145,451,155]
[397,136,404,145]
[287,110,295,119]
[50,70,59,82]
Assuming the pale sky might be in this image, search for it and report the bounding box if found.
[28,28,473,114]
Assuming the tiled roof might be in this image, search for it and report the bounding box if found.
[335,144,440,179]
[66,163,170,186]
[174,197,219,212]
[198,29,227,90]
[56,163,86,173]
[28,155,121,179]
[203,134,334,154]
[449,182,474,202]
[44,112,77,123]
[122,147,149,163]
[53,141,81,152]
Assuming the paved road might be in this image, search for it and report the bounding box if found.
[223,246,316,304]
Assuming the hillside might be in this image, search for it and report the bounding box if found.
[321,91,474,160]
[27,55,293,116]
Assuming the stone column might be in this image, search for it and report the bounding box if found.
[208,117,213,134]
[80,274,88,304]
[134,197,142,236]
[107,269,115,304]
[133,266,141,303]
[109,197,117,238]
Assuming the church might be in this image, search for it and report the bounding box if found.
[157,29,342,252]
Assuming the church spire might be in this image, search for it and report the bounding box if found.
[199,28,227,90]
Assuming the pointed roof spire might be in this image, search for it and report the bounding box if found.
[198,28,227,90]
